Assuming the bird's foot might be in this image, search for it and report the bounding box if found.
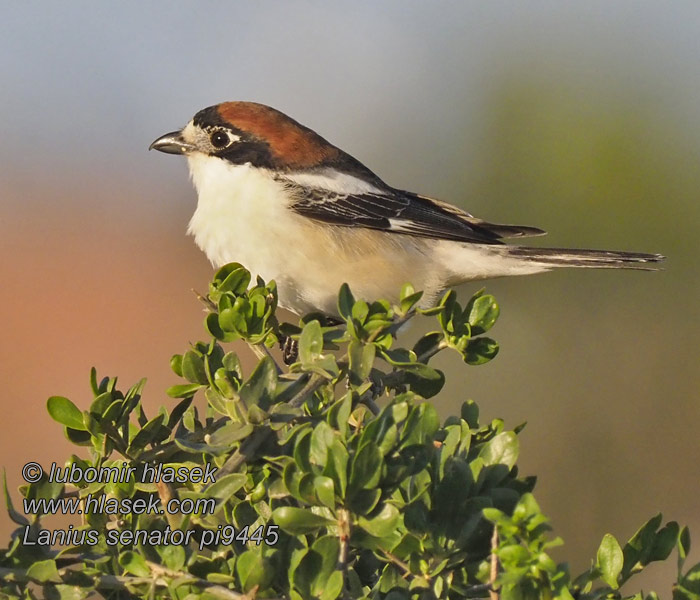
[280,335,299,365]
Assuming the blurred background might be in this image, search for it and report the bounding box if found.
[1,1,698,593]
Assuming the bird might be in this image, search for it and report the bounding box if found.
[150,101,664,317]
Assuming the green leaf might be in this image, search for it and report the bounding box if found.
[272,506,333,534]
[318,569,344,600]
[461,400,479,428]
[310,421,335,467]
[27,559,60,583]
[159,543,185,571]
[119,551,150,577]
[597,533,623,589]
[299,320,323,364]
[465,337,499,365]
[220,299,250,336]
[623,513,663,573]
[678,561,700,596]
[173,438,230,456]
[65,427,92,446]
[404,365,445,398]
[479,431,519,469]
[166,383,204,398]
[679,526,691,572]
[89,366,99,395]
[482,507,507,525]
[466,294,500,334]
[358,503,400,538]
[246,404,268,425]
[352,299,369,323]
[323,439,349,498]
[649,521,679,562]
[418,304,444,316]
[348,340,376,383]
[211,262,249,292]
[170,354,183,377]
[311,536,342,599]
[350,488,382,516]
[208,422,254,446]
[338,283,356,319]
[401,402,440,447]
[47,396,85,431]
[314,475,336,509]
[47,584,90,600]
[204,473,247,504]
[166,397,193,430]
[218,265,251,295]
[129,413,165,451]
[3,469,29,526]
[349,443,383,494]
[206,311,236,341]
[239,356,277,410]
[182,350,209,385]
[399,283,423,314]
[89,391,115,417]
[237,551,274,592]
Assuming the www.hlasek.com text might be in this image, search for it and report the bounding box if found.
[23,492,216,518]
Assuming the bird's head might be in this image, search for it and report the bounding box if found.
[149,101,343,172]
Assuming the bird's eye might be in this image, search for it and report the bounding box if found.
[210,130,231,149]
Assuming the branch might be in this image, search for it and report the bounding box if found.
[489,526,499,600]
[137,416,229,463]
[288,373,326,408]
[336,508,351,599]
[216,426,272,478]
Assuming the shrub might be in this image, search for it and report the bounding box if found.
[1,263,697,599]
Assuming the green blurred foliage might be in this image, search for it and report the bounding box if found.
[473,74,700,260]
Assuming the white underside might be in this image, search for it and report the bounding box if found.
[185,155,549,315]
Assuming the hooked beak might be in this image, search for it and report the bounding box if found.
[149,130,195,155]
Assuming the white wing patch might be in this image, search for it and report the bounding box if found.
[388,218,417,233]
[283,169,384,195]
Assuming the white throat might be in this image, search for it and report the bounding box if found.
[185,154,309,291]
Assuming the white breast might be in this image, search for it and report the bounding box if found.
[186,156,345,313]
[188,156,280,264]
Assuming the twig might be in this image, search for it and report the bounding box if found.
[138,417,228,463]
[378,549,412,578]
[360,394,381,415]
[385,310,418,338]
[210,372,328,479]
[216,427,272,478]
[416,340,448,364]
[489,526,499,600]
[465,583,494,595]
[336,508,351,599]
[259,342,283,374]
[288,373,326,408]
[155,480,182,529]
[192,288,217,312]
[246,341,269,363]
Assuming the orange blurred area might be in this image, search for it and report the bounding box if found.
[0,203,254,537]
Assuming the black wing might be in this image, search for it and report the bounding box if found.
[289,185,546,245]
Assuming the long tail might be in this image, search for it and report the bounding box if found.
[506,246,665,270]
